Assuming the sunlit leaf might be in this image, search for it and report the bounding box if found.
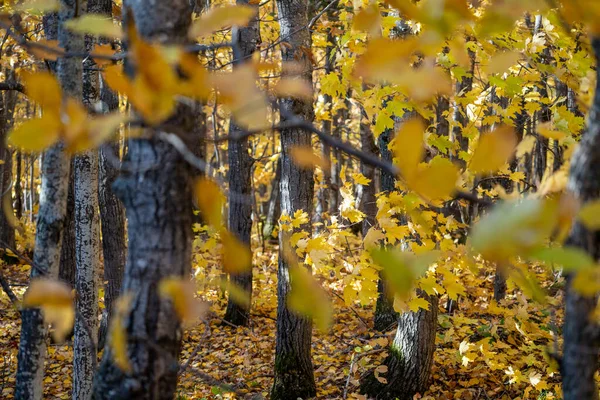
[290,146,329,170]
[394,118,425,179]
[219,278,250,308]
[529,246,595,272]
[211,65,269,130]
[220,229,252,273]
[370,248,438,298]
[485,51,521,75]
[109,293,133,372]
[29,39,63,61]
[578,200,600,230]
[287,264,332,332]
[64,14,122,39]
[469,125,517,174]
[21,71,62,115]
[8,115,61,152]
[471,197,560,261]
[22,278,74,342]
[189,5,257,38]
[159,277,207,322]
[15,0,60,13]
[273,78,313,101]
[194,178,225,228]
[572,267,600,297]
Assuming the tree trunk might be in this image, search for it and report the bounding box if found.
[271,0,316,397]
[223,0,260,327]
[451,37,475,169]
[15,150,23,220]
[15,1,81,397]
[362,292,438,399]
[315,22,335,230]
[0,82,16,251]
[373,129,397,332]
[561,37,600,400]
[73,3,103,396]
[358,108,377,238]
[97,0,126,353]
[59,165,76,288]
[262,157,281,240]
[93,1,194,398]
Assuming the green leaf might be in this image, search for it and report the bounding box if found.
[578,200,600,230]
[287,265,332,332]
[529,246,595,272]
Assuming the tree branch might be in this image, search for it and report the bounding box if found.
[0,81,24,93]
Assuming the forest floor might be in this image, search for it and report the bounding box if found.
[0,239,570,400]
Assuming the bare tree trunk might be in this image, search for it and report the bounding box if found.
[93,1,194,398]
[315,22,335,230]
[262,157,281,240]
[451,37,475,169]
[0,77,17,250]
[15,1,81,397]
[362,292,437,399]
[59,165,76,288]
[97,0,126,353]
[15,150,23,220]
[223,0,260,326]
[73,2,102,395]
[561,37,600,400]
[373,128,397,332]
[271,0,316,397]
[358,107,377,238]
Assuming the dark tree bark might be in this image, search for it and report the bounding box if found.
[271,0,316,397]
[15,1,81,397]
[59,165,76,288]
[15,150,23,220]
[362,292,438,399]
[357,106,377,238]
[93,1,194,398]
[97,0,127,353]
[451,37,475,169]
[315,20,335,230]
[262,157,281,240]
[373,128,397,332]
[561,37,600,400]
[0,75,17,251]
[223,0,260,326]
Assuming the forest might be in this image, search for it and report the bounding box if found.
[0,0,599,399]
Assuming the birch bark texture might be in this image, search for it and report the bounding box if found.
[73,0,103,395]
[93,0,194,398]
[15,1,83,397]
[271,0,316,397]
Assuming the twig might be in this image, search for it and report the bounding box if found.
[330,291,369,328]
[0,81,25,93]
[0,270,20,312]
[343,353,356,400]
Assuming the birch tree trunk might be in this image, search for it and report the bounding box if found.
[561,37,600,400]
[223,0,260,327]
[271,0,316,397]
[59,165,76,288]
[15,1,82,397]
[93,0,194,397]
[73,1,102,395]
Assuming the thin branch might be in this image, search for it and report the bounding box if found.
[0,81,25,93]
[0,270,20,311]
